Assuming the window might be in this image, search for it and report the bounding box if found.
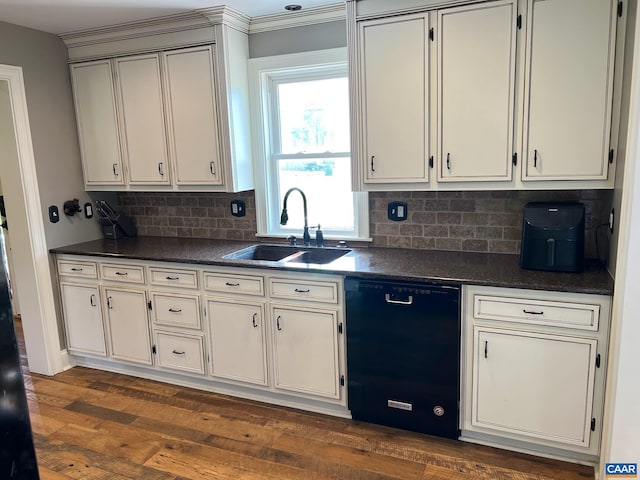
[249,49,369,241]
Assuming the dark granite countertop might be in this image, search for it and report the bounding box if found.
[50,236,614,295]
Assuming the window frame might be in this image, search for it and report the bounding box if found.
[248,48,369,241]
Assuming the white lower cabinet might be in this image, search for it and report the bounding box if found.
[60,282,106,356]
[461,285,611,461]
[272,305,340,399]
[153,330,205,375]
[57,256,348,416]
[104,287,153,365]
[207,299,268,386]
[473,327,596,447]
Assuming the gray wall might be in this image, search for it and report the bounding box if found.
[0,21,101,249]
[249,20,346,57]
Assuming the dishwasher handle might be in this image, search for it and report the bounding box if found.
[384,293,413,305]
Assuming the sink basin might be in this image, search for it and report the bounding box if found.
[283,248,351,265]
[223,244,300,262]
[224,244,351,265]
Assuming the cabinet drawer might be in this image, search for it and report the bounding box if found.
[151,293,201,330]
[269,278,338,304]
[149,267,198,289]
[203,272,264,296]
[474,295,600,331]
[154,331,205,375]
[57,260,98,279]
[101,263,145,284]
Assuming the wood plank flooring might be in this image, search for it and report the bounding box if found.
[15,318,595,480]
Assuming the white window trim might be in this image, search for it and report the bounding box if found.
[248,48,370,241]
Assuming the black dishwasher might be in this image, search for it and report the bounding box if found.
[345,277,461,439]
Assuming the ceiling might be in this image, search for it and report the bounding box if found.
[0,0,338,35]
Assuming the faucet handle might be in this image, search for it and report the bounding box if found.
[286,235,297,246]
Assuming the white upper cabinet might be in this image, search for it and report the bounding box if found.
[64,9,254,192]
[357,14,430,185]
[522,0,618,181]
[437,1,517,182]
[163,46,222,186]
[114,54,171,185]
[70,60,124,185]
[347,0,625,190]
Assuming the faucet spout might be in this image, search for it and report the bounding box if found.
[280,187,311,246]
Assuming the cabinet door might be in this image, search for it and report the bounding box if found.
[438,1,516,182]
[104,287,152,365]
[272,306,340,399]
[60,283,106,356]
[163,47,223,186]
[473,327,597,447]
[114,54,171,185]
[70,61,124,186]
[359,14,429,184]
[207,299,267,386]
[522,0,617,181]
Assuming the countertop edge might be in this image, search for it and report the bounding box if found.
[50,238,615,297]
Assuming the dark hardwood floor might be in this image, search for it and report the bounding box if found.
[15,317,595,480]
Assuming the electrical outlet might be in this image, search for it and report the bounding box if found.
[609,208,615,233]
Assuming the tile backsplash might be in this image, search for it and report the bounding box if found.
[117,189,612,258]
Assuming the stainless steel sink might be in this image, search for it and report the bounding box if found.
[223,244,301,262]
[283,248,350,265]
[224,244,351,265]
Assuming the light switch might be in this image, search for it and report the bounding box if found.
[387,201,408,222]
[230,200,246,217]
[48,205,59,223]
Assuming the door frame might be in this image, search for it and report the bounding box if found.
[0,64,64,375]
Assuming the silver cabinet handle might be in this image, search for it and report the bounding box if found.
[113,163,119,176]
[523,309,544,315]
[225,282,240,287]
[115,271,128,276]
[90,294,96,307]
[168,308,182,313]
[107,296,113,309]
[166,276,179,280]
[276,315,282,331]
[252,313,258,328]
[158,162,164,176]
[172,350,185,356]
[384,294,413,305]
[210,161,216,175]
[294,288,310,293]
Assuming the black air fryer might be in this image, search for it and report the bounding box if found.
[520,202,585,273]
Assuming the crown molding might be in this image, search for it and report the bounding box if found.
[59,11,212,49]
[198,6,251,34]
[249,3,346,34]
